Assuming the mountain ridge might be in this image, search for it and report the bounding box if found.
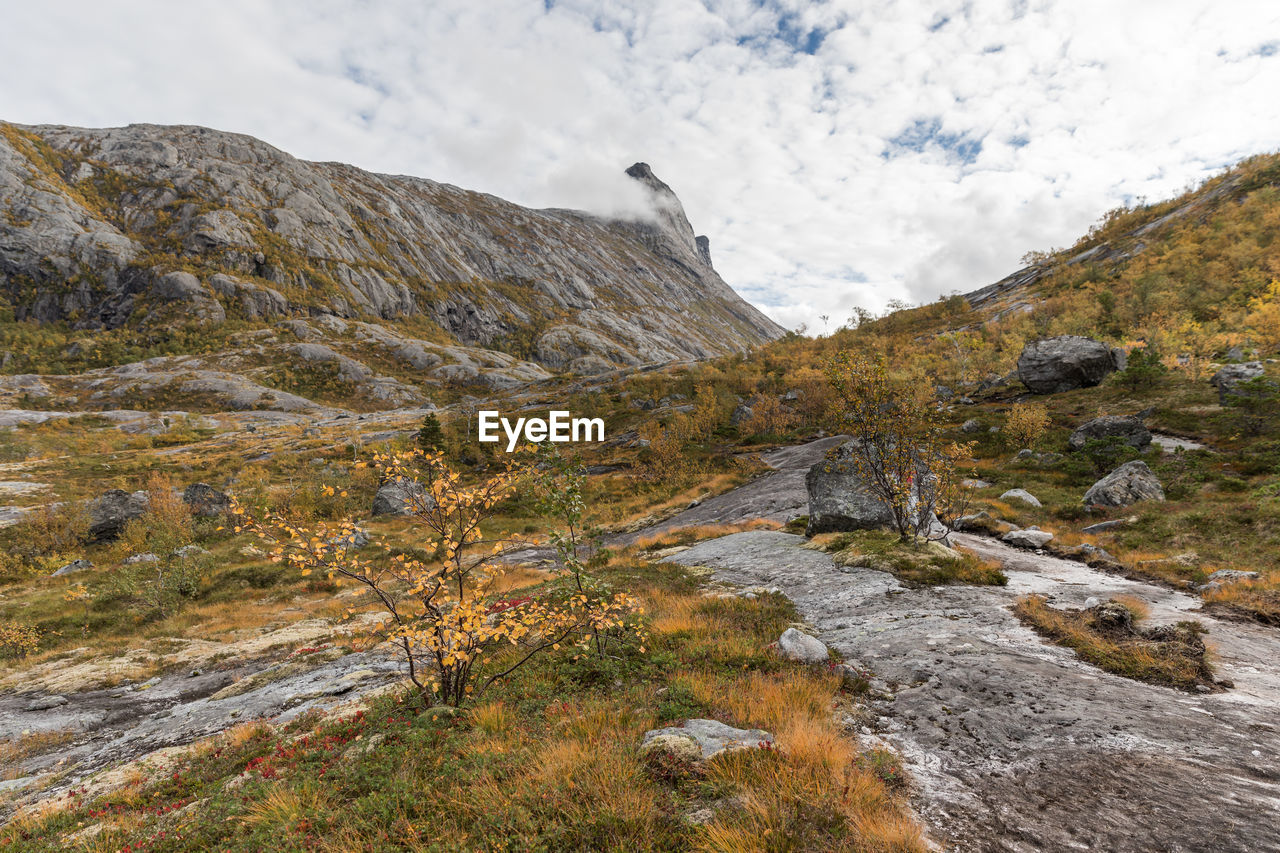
[0,121,782,380]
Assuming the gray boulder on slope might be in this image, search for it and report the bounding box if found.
[1017,336,1123,394]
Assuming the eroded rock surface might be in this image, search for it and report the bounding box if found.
[667,530,1280,853]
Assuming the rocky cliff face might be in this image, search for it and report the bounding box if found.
[0,122,782,377]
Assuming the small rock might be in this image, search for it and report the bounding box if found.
[51,558,92,577]
[731,403,754,426]
[25,694,69,711]
[641,719,774,761]
[961,478,992,489]
[1002,528,1054,548]
[1000,488,1042,508]
[124,553,159,565]
[639,732,703,763]
[961,418,983,434]
[777,627,829,664]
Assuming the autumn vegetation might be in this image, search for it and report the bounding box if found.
[3,149,1280,848]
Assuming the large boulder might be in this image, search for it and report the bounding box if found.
[805,439,943,537]
[372,478,434,516]
[1067,415,1152,452]
[1083,461,1165,507]
[805,440,896,535]
[87,489,149,542]
[1209,362,1265,404]
[182,482,231,518]
[1017,336,1122,394]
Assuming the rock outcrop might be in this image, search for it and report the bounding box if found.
[1068,415,1152,452]
[0,122,783,375]
[182,483,230,518]
[1017,336,1122,393]
[1083,461,1165,507]
[87,489,149,541]
[371,478,432,517]
[1209,362,1266,404]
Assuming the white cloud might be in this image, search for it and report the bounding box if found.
[3,0,1279,332]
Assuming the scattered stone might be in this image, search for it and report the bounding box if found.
[174,545,210,560]
[1000,488,1042,508]
[1068,416,1152,452]
[961,478,992,489]
[87,489,149,542]
[1002,528,1054,548]
[1210,362,1266,404]
[641,719,774,761]
[777,627,829,664]
[52,558,92,577]
[1083,461,1165,507]
[1207,569,1260,584]
[123,553,159,565]
[1017,336,1122,394]
[25,694,69,711]
[372,478,433,516]
[182,483,231,518]
[731,403,754,425]
[961,418,983,433]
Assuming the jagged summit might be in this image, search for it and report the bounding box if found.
[0,123,782,382]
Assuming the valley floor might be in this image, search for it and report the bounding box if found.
[4,435,1280,851]
[661,439,1280,853]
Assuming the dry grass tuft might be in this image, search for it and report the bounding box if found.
[470,701,513,737]
[1201,574,1280,625]
[1013,594,1215,691]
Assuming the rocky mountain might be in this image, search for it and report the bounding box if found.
[0,122,782,399]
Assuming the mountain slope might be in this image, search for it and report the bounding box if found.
[0,122,782,378]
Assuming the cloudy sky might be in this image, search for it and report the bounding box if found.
[3,1,1279,332]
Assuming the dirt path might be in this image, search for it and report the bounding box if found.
[656,438,1280,853]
